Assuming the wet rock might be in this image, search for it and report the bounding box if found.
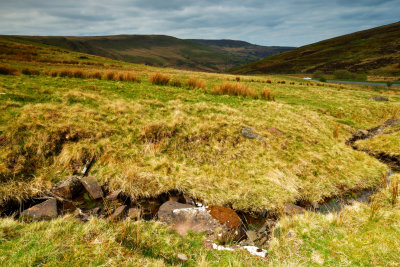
[105,190,122,201]
[81,177,104,199]
[110,205,127,221]
[370,96,389,101]
[128,207,141,220]
[284,203,305,215]
[177,254,188,262]
[20,199,58,220]
[157,201,235,241]
[241,127,265,141]
[51,176,82,199]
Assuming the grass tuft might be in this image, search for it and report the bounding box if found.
[185,77,206,89]
[211,82,258,99]
[150,73,170,85]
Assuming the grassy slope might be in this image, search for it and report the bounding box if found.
[1,37,400,265]
[233,21,400,76]
[355,124,400,155]
[9,35,292,73]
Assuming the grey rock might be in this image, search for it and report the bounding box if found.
[157,201,235,241]
[51,176,82,199]
[105,190,122,201]
[245,230,258,242]
[177,254,188,262]
[128,207,141,220]
[110,205,127,221]
[21,199,58,220]
[241,127,265,141]
[370,96,389,101]
[81,177,103,199]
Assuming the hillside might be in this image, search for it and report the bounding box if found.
[189,39,294,63]
[9,35,293,72]
[1,37,400,265]
[233,21,400,76]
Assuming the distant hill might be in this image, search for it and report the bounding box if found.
[10,35,294,72]
[233,21,400,76]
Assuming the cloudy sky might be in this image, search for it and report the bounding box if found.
[0,0,398,46]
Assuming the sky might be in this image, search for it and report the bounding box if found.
[0,0,398,47]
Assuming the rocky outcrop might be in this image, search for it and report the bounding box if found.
[51,176,82,199]
[81,177,104,199]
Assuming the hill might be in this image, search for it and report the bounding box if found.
[233,21,400,76]
[0,36,400,265]
[9,35,293,72]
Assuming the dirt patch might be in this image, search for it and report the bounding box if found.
[207,205,242,229]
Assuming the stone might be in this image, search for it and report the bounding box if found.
[51,176,83,199]
[105,190,122,201]
[157,201,229,238]
[207,205,241,229]
[110,205,127,221]
[370,96,389,101]
[245,230,258,242]
[241,127,265,141]
[81,177,103,199]
[73,208,90,222]
[128,207,141,220]
[20,199,58,220]
[284,203,305,215]
[184,196,196,206]
[177,254,188,262]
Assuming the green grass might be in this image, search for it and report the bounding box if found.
[0,36,400,265]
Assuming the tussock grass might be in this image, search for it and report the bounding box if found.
[0,65,18,75]
[169,77,182,87]
[87,71,102,80]
[150,73,170,85]
[73,69,85,78]
[260,88,275,101]
[268,179,400,265]
[105,71,115,80]
[59,69,73,77]
[185,77,206,89]
[212,82,258,99]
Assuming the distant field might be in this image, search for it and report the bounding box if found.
[0,36,399,265]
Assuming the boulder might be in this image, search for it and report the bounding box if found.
[241,127,265,141]
[81,177,103,199]
[157,201,241,242]
[51,176,82,199]
[207,205,241,229]
[20,199,58,220]
[105,190,122,201]
[110,205,127,221]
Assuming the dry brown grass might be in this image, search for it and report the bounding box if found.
[22,68,40,75]
[49,70,58,77]
[150,73,170,85]
[73,69,85,78]
[0,65,19,75]
[88,71,102,80]
[211,82,258,99]
[105,71,115,81]
[169,78,183,87]
[260,89,275,101]
[185,77,206,89]
[59,69,73,78]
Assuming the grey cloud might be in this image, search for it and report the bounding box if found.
[0,0,398,46]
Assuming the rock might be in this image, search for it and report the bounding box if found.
[127,207,141,220]
[184,196,196,206]
[90,207,101,215]
[268,127,283,137]
[284,203,305,215]
[81,177,103,199]
[51,176,82,199]
[20,199,58,220]
[245,230,258,242]
[177,254,188,262]
[73,208,90,222]
[207,205,241,229]
[157,201,238,242]
[241,127,265,141]
[105,190,122,201]
[370,96,389,101]
[110,205,127,221]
